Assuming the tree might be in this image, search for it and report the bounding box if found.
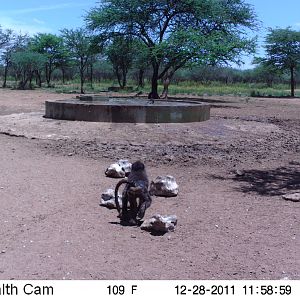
[61,28,98,93]
[11,51,46,89]
[30,33,65,87]
[106,36,135,88]
[1,32,29,88]
[261,28,300,97]
[252,58,282,87]
[0,28,14,87]
[86,0,257,99]
[55,43,73,84]
[0,26,12,48]
[132,41,151,88]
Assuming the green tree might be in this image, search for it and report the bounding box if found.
[0,26,12,48]
[262,28,300,97]
[61,28,98,93]
[252,58,282,87]
[30,33,65,87]
[1,32,29,88]
[106,36,135,88]
[11,51,46,89]
[54,42,72,84]
[86,0,257,99]
[1,28,14,87]
[132,41,151,88]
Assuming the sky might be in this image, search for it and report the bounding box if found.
[247,0,300,46]
[0,0,96,34]
[1,0,300,68]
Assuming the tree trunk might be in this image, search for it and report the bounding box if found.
[138,69,144,88]
[35,71,42,88]
[90,64,93,88]
[29,72,33,90]
[149,64,160,99]
[45,64,50,87]
[18,71,29,90]
[115,67,122,88]
[80,58,85,94]
[2,65,8,88]
[122,68,127,88]
[290,67,295,97]
[62,68,66,84]
[80,70,84,94]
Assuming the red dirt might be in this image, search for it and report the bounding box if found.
[0,89,299,280]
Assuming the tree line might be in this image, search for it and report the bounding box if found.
[1,0,300,97]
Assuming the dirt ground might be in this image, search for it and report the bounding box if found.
[0,89,299,280]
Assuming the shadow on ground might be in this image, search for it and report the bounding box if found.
[210,166,300,196]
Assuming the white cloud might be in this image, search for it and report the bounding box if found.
[0,16,52,35]
[294,22,300,27]
[3,2,88,15]
[0,2,93,35]
[33,18,45,25]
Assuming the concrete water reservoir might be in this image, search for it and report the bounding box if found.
[44,95,210,123]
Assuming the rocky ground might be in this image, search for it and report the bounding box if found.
[0,89,299,280]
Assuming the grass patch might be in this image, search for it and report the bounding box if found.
[166,81,297,97]
[2,78,299,97]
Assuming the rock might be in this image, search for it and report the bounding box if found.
[282,193,300,202]
[164,155,175,162]
[150,175,179,197]
[141,214,177,233]
[235,169,245,176]
[105,160,132,178]
[100,189,122,209]
[105,163,126,178]
[117,159,132,175]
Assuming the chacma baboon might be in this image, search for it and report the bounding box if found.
[115,161,152,225]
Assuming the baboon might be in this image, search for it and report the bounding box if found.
[115,161,152,225]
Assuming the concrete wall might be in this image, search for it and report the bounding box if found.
[44,100,210,123]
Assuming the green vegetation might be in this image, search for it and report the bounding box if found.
[165,81,297,97]
[27,79,297,98]
[257,28,300,97]
[86,0,257,98]
[1,2,300,98]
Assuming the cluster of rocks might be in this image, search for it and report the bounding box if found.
[101,160,179,233]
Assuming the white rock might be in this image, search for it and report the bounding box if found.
[105,163,126,178]
[282,193,300,202]
[118,159,132,175]
[235,169,245,176]
[100,188,122,209]
[150,175,179,197]
[141,214,177,233]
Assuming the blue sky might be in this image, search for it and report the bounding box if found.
[0,0,96,34]
[1,0,300,68]
[247,0,300,45]
[238,0,300,67]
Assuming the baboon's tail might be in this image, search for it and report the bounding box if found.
[114,179,129,213]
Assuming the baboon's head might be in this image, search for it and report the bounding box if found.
[131,161,145,172]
